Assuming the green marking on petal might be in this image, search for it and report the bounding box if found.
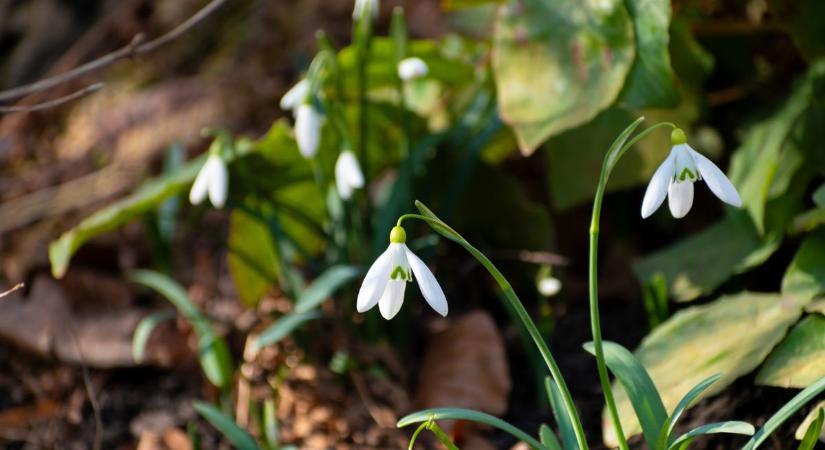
[391,266,406,280]
[678,168,696,182]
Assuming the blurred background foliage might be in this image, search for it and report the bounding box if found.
[1,0,824,448]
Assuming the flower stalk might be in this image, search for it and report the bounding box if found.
[589,119,677,450]
[396,212,589,450]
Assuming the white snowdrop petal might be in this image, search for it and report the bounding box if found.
[295,104,321,158]
[189,159,211,205]
[405,247,448,316]
[357,246,394,312]
[538,277,562,297]
[207,156,228,208]
[398,57,428,81]
[641,151,675,218]
[668,181,694,219]
[335,150,364,200]
[280,79,309,111]
[689,148,743,207]
[378,280,406,319]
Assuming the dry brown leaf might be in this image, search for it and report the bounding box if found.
[0,275,188,368]
[415,310,511,436]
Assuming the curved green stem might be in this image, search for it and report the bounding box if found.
[399,213,588,450]
[589,121,676,450]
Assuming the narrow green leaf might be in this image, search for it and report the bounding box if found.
[130,270,234,387]
[254,311,322,352]
[197,333,235,389]
[539,424,562,450]
[128,270,203,321]
[262,399,280,450]
[295,266,360,314]
[132,310,176,363]
[743,376,825,450]
[797,407,824,450]
[414,200,463,243]
[583,341,667,450]
[390,7,408,64]
[544,377,578,450]
[659,373,722,449]
[397,407,547,450]
[193,401,260,450]
[668,421,753,450]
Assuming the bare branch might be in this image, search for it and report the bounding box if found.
[0,0,227,103]
[0,83,104,114]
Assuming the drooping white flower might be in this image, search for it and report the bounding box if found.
[357,226,448,319]
[641,129,742,219]
[353,0,378,20]
[398,57,428,81]
[537,276,562,297]
[280,79,309,112]
[335,150,364,200]
[295,103,322,158]
[189,153,228,208]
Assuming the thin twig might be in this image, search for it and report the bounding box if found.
[0,283,24,299]
[68,325,102,450]
[0,0,227,103]
[0,83,104,114]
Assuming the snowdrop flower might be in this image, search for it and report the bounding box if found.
[279,79,309,112]
[353,0,378,20]
[641,128,742,219]
[295,103,322,158]
[189,153,228,208]
[357,226,448,319]
[398,57,428,81]
[537,276,562,297]
[335,150,364,200]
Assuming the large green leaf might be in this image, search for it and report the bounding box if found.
[228,210,280,308]
[633,212,781,303]
[617,0,679,108]
[583,341,667,450]
[756,315,825,388]
[729,61,825,234]
[603,292,802,447]
[782,231,825,302]
[492,0,634,154]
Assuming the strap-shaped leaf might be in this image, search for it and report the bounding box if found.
[193,401,260,450]
[132,310,175,363]
[545,377,579,450]
[658,373,722,449]
[668,421,754,450]
[397,407,547,450]
[254,311,322,352]
[539,424,563,450]
[743,376,825,450]
[294,265,360,313]
[797,407,824,450]
[583,340,667,450]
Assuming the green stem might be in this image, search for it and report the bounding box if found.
[427,420,460,450]
[589,121,676,450]
[398,214,588,450]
